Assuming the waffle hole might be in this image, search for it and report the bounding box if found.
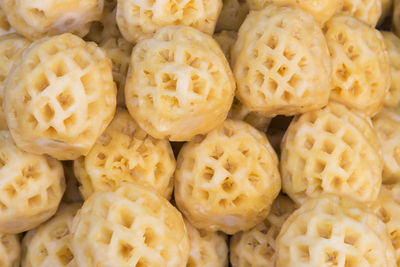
[56,246,74,265]
[118,241,134,260]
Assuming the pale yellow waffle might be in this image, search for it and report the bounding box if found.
[231,5,331,117]
[276,195,396,267]
[21,203,81,267]
[382,31,400,108]
[340,0,382,27]
[2,0,103,40]
[213,30,237,64]
[70,183,189,267]
[325,15,390,117]
[230,195,296,267]
[216,0,248,32]
[116,0,222,43]
[0,6,14,36]
[246,0,342,25]
[228,98,271,133]
[174,119,281,234]
[85,0,121,43]
[0,33,30,130]
[4,33,116,160]
[0,131,65,234]
[100,38,133,107]
[125,26,235,141]
[372,107,400,184]
[74,108,176,200]
[185,219,228,267]
[0,234,20,267]
[371,184,400,266]
[281,103,382,205]
[61,161,82,203]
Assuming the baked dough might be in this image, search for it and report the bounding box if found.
[281,103,382,204]
[4,33,116,160]
[276,195,396,266]
[70,183,189,267]
[174,119,281,234]
[0,234,20,267]
[74,108,175,200]
[232,5,331,117]
[325,15,390,117]
[340,0,382,27]
[382,31,400,108]
[125,26,235,141]
[116,0,222,43]
[0,131,65,233]
[21,203,81,267]
[2,0,103,40]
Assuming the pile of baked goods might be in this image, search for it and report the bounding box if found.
[0,0,399,266]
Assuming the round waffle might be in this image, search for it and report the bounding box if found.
[2,0,103,40]
[325,15,390,117]
[174,119,281,234]
[0,130,65,233]
[125,25,235,141]
[281,103,382,204]
[74,108,176,200]
[232,5,331,117]
[21,203,81,267]
[4,33,116,160]
[70,183,189,267]
[116,0,222,43]
[276,195,396,267]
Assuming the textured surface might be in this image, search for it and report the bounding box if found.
[125,26,235,141]
[116,0,222,43]
[281,103,382,204]
[185,219,228,267]
[276,196,396,267]
[21,203,81,267]
[382,31,400,108]
[174,120,281,234]
[70,183,189,267]
[4,33,116,160]
[2,0,103,40]
[325,15,390,117]
[0,131,65,233]
[232,5,331,117]
[230,194,296,267]
[74,108,176,200]
[340,0,382,27]
[0,234,20,267]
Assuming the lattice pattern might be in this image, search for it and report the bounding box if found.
[74,109,176,200]
[371,184,400,267]
[116,0,222,43]
[0,6,14,36]
[62,161,82,203]
[21,203,81,267]
[125,26,235,141]
[276,196,396,266]
[100,38,133,107]
[0,131,65,234]
[228,98,271,133]
[230,195,296,267]
[246,0,342,25]
[70,184,189,267]
[174,119,281,234]
[382,31,400,108]
[281,103,383,205]
[2,0,102,40]
[0,33,30,130]
[325,15,390,117]
[214,30,237,65]
[216,0,248,31]
[185,219,228,267]
[0,234,20,267]
[339,0,382,27]
[372,107,400,184]
[4,33,116,160]
[85,0,121,43]
[232,5,331,117]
